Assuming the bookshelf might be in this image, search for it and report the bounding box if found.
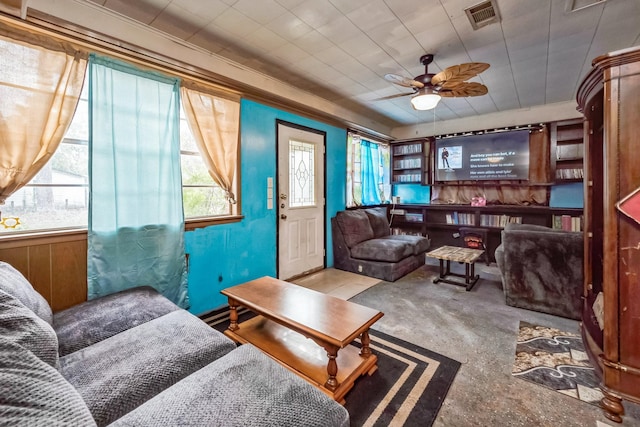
[390,139,431,185]
[551,119,584,182]
[389,204,583,262]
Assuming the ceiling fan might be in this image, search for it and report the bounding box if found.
[383,54,490,110]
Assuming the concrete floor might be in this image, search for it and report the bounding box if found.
[298,262,640,427]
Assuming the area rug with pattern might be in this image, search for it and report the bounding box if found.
[512,321,603,407]
[202,307,461,427]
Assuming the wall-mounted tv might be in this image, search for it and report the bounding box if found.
[434,130,530,182]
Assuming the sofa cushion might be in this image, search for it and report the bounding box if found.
[110,344,349,427]
[365,207,390,238]
[0,338,97,427]
[0,261,52,325]
[350,238,414,263]
[0,290,59,368]
[335,210,374,248]
[54,285,180,357]
[382,234,431,255]
[59,309,237,426]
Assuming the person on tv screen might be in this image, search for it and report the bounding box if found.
[441,147,450,169]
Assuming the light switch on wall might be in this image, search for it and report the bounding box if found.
[267,177,274,209]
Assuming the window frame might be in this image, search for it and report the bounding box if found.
[0,33,242,236]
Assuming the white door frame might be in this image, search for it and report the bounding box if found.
[276,120,326,280]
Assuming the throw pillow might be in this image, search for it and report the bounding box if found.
[0,290,59,368]
[0,261,53,325]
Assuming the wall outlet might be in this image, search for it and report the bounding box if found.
[392,196,401,204]
[358,265,363,272]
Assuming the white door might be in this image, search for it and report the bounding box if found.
[277,123,325,280]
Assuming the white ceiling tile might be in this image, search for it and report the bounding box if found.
[265,11,314,40]
[270,42,310,64]
[232,0,287,24]
[316,15,362,44]
[151,4,210,39]
[212,7,262,38]
[169,0,229,19]
[292,30,334,54]
[103,0,171,24]
[241,27,289,52]
[292,0,343,28]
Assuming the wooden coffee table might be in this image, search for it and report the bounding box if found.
[220,276,384,403]
[426,245,485,291]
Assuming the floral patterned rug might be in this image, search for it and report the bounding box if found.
[512,321,603,407]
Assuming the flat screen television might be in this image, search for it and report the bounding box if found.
[434,130,530,181]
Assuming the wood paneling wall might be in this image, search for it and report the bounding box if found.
[0,231,88,312]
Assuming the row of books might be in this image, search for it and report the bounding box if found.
[479,214,523,227]
[556,168,584,179]
[391,228,424,237]
[552,215,583,232]
[392,144,421,155]
[393,173,421,183]
[394,158,421,169]
[445,212,475,225]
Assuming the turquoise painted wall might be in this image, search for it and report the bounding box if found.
[549,182,584,208]
[394,184,431,204]
[184,99,347,315]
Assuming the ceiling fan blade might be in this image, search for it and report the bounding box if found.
[372,92,416,101]
[384,73,424,88]
[438,82,488,97]
[431,62,490,86]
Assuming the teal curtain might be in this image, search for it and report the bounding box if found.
[361,140,381,205]
[87,54,188,308]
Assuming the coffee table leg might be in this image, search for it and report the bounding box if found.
[228,298,239,332]
[360,329,372,358]
[324,345,339,391]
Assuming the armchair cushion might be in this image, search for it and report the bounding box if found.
[335,210,374,248]
[364,207,390,238]
[382,235,431,255]
[350,238,414,263]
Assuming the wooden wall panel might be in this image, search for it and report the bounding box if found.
[51,240,87,311]
[0,231,88,312]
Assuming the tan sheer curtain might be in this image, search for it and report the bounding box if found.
[180,83,240,203]
[0,24,88,204]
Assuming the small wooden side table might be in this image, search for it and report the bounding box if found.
[426,245,485,291]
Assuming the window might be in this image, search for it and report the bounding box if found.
[347,132,390,207]
[0,84,89,233]
[0,49,239,234]
[179,105,233,218]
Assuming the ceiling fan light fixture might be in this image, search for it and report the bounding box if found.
[411,88,441,110]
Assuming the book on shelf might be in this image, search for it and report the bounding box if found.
[391,228,425,237]
[393,144,421,155]
[552,215,583,232]
[555,168,584,179]
[479,214,522,227]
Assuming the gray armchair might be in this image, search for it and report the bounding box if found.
[494,223,583,320]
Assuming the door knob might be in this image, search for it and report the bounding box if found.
[280,214,287,219]
[280,194,287,200]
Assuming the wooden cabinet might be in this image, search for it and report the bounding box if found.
[390,139,431,185]
[577,45,640,423]
[551,119,584,182]
[389,204,582,262]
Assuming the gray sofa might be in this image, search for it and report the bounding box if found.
[332,207,430,282]
[0,261,349,426]
[494,223,583,320]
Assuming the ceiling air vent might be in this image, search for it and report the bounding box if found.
[465,0,501,30]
